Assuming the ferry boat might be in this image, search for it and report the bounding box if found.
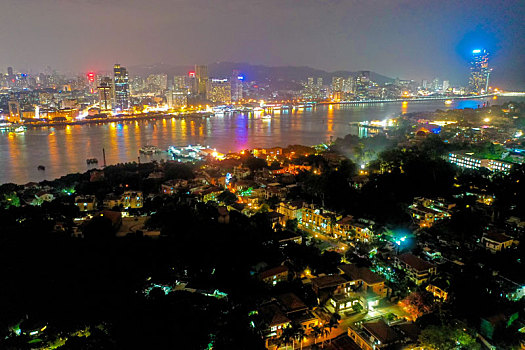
[86,158,98,165]
[139,145,162,154]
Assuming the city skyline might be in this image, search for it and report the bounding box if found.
[1,0,524,89]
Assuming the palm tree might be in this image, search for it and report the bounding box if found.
[278,325,295,350]
[292,323,306,350]
[311,325,323,346]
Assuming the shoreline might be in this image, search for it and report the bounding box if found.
[6,94,505,130]
[20,112,211,129]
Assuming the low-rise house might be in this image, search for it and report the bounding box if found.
[161,179,188,194]
[481,232,514,252]
[103,193,121,209]
[333,216,374,241]
[75,195,97,211]
[259,266,289,286]
[425,278,450,301]
[258,302,291,341]
[395,253,437,286]
[301,204,342,236]
[408,197,454,228]
[192,186,223,203]
[277,293,320,332]
[277,200,304,223]
[311,275,352,303]
[338,264,389,300]
[348,319,400,350]
[121,191,143,209]
[266,211,286,229]
[35,190,54,203]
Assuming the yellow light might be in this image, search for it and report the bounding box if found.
[483,117,490,123]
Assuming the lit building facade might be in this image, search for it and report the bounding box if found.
[113,64,130,111]
[448,152,513,173]
[98,77,113,113]
[207,79,231,103]
[166,90,187,109]
[469,49,491,94]
[194,65,208,97]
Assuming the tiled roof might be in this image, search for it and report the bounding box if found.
[311,275,348,289]
[363,319,399,344]
[259,266,288,280]
[339,264,384,285]
[398,253,435,272]
[277,293,307,313]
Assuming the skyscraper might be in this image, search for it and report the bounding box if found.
[231,70,243,102]
[113,64,130,111]
[98,77,113,113]
[442,80,450,92]
[207,79,231,103]
[195,65,208,98]
[355,71,371,97]
[469,49,491,94]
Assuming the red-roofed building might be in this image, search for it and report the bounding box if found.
[395,253,437,286]
[259,266,289,285]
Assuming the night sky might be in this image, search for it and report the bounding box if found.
[1,0,524,88]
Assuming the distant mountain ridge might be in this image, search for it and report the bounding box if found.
[128,62,394,84]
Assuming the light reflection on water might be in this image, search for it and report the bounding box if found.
[0,97,516,184]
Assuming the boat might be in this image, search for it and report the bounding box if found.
[444,100,453,105]
[139,145,162,154]
[37,165,45,171]
[14,126,27,133]
[86,158,98,165]
[261,115,272,121]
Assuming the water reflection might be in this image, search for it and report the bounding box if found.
[0,97,516,184]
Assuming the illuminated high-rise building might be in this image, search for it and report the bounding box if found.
[469,49,491,94]
[195,65,208,98]
[166,90,187,109]
[356,71,370,96]
[113,64,130,111]
[98,77,113,113]
[146,74,168,93]
[207,79,231,103]
[331,77,344,92]
[442,80,450,92]
[343,76,356,94]
[231,70,244,102]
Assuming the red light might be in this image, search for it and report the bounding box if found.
[188,71,195,78]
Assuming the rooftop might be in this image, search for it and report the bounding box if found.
[311,274,348,289]
[277,293,308,313]
[363,319,399,344]
[259,265,289,280]
[338,264,384,285]
[398,253,435,272]
[483,232,513,243]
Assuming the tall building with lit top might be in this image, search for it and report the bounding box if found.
[231,70,243,102]
[469,49,491,94]
[113,64,130,111]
